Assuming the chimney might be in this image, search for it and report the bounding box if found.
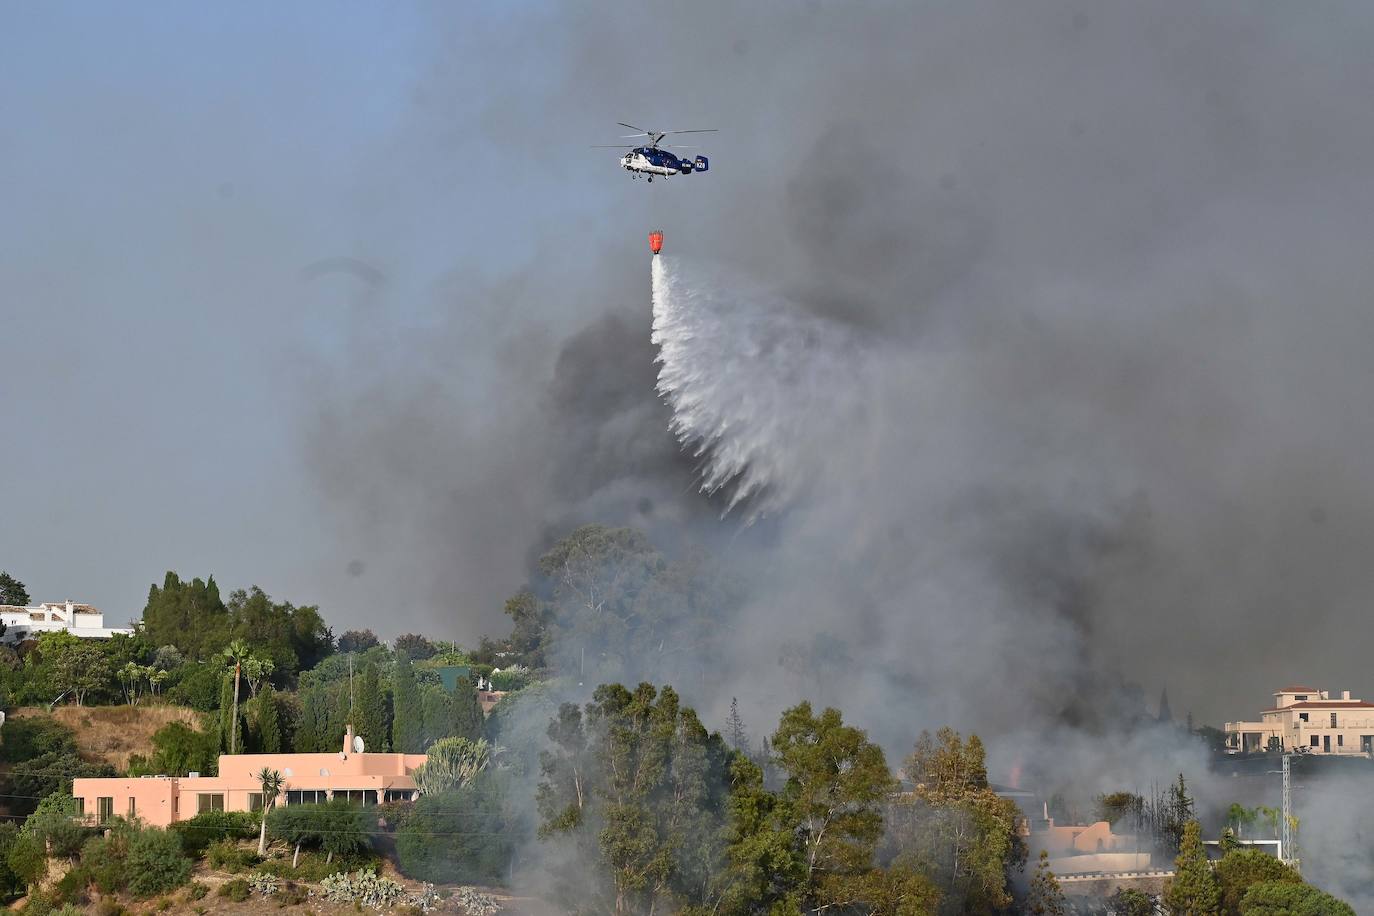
[343,724,354,756]
[1320,690,1329,700]
[1343,690,1352,701]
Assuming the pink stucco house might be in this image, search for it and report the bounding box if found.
[73,727,425,829]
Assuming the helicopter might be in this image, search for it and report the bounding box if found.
[596,122,717,182]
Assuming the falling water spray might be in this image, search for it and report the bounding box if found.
[649,254,865,519]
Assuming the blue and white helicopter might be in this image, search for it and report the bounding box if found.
[597,122,717,182]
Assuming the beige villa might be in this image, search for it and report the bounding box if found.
[73,728,424,829]
[1224,685,1374,756]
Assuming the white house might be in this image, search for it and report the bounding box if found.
[0,601,133,645]
[1225,685,1374,756]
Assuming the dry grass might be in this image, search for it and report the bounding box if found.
[10,703,204,770]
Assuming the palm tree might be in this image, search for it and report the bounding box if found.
[222,639,252,754]
[256,767,285,856]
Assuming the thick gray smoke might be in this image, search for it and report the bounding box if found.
[305,0,1374,830]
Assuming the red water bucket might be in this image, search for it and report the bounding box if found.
[649,230,664,255]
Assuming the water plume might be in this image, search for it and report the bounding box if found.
[650,255,865,518]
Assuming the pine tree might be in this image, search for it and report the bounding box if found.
[354,662,388,751]
[391,651,422,753]
[1158,687,1173,724]
[1164,820,1220,916]
[0,572,30,607]
[726,696,749,752]
[1028,850,1067,916]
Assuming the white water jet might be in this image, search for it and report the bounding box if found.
[650,255,864,519]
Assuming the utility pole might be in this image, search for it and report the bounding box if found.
[1281,754,1298,873]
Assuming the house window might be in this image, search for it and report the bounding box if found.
[1338,735,1344,747]
[384,790,415,803]
[197,794,225,814]
[335,789,371,805]
[1331,713,1339,728]
[128,797,136,817]
[97,797,114,824]
[74,798,85,818]
[1299,713,1309,722]
[1311,736,1319,747]
[1295,695,1308,701]
[285,790,326,806]
[248,793,264,813]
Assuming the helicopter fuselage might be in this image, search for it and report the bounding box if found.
[621,146,710,180]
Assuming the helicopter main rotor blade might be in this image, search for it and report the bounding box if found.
[662,129,719,135]
[592,145,639,148]
[617,122,651,134]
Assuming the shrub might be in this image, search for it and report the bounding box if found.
[218,877,250,902]
[451,887,502,916]
[93,899,126,916]
[53,862,92,906]
[167,662,223,712]
[185,881,209,901]
[206,838,260,873]
[8,832,47,889]
[127,721,219,778]
[78,820,191,898]
[20,794,89,858]
[125,826,191,896]
[52,906,84,916]
[169,809,258,857]
[0,718,77,764]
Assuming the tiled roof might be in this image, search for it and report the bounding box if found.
[1262,701,1374,711]
[1277,685,1319,693]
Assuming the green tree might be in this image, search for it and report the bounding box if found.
[538,683,732,915]
[1108,887,1155,916]
[1027,850,1067,915]
[141,572,228,660]
[353,661,388,751]
[420,681,484,745]
[396,774,515,884]
[712,754,806,915]
[1238,880,1355,915]
[44,632,112,705]
[391,651,422,752]
[267,799,368,865]
[890,728,1024,915]
[1165,820,1220,916]
[393,633,437,660]
[725,696,748,753]
[0,573,30,607]
[337,629,379,654]
[771,701,894,911]
[248,686,284,753]
[128,721,219,777]
[1214,849,1301,915]
[1096,791,1143,827]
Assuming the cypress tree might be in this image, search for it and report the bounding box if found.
[354,662,388,752]
[251,687,283,753]
[217,673,237,753]
[1165,820,1221,916]
[391,652,422,753]
[452,678,485,741]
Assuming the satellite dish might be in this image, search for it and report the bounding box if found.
[353,735,365,754]
[282,768,293,778]
[319,768,330,777]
